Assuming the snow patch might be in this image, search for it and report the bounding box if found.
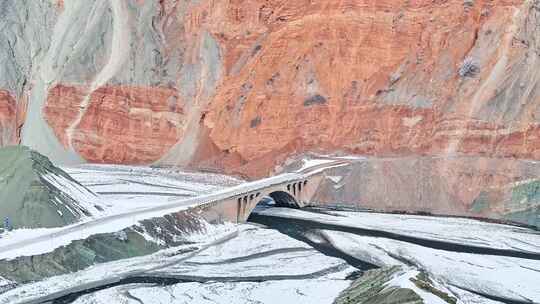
[326,175,343,184]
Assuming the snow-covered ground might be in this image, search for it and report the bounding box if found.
[71,278,351,304]
[0,165,245,260]
[0,222,238,304]
[0,225,354,304]
[255,207,540,303]
[3,206,540,303]
[148,226,348,279]
[41,170,103,216]
[381,269,455,304]
[323,230,540,302]
[2,160,539,304]
[63,164,244,214]
[0,160,345,260]
[257,208,540,254]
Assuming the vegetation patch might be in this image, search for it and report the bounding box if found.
[334,266,423,304]
[409,272,457,304]
[511,179,540,205]
[470,193,490,213]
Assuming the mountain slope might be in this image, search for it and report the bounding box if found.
[0,0,537,173]
[0,146,100,229]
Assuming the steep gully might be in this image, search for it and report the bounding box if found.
[17,206,537,304]
[65,0,130,150]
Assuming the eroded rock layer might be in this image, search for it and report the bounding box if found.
[0,91,17,146]
[44,85,185,163]
[198,0,540,177]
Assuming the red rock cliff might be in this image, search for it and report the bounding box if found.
[0,90,19,146]
[195,0,540,177]
[44,85,185,164]
[3,0,539,178]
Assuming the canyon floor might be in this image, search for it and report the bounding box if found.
[0,160,538,304]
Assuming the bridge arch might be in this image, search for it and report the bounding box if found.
[267,190,300,208]
[226,175,324,223]
[244,190,300,222]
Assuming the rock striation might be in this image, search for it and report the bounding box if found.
[198,0,540,177]
[44,85,185,163]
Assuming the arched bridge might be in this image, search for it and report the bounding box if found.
[231,178,312,222]
[195,160,348,223]
[0,159,349,260]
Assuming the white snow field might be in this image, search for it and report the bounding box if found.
[63,164,244,214]
[257,207,540,303]
[0,225,354,304]
[323,230,540,302]
[256,207,540,254]
[71,278,351,304]
[1,161,539,304]
[0,165,244,260]
[4,207,539,303]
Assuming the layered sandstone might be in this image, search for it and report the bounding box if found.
[0,91,17,146]
[44,85,185,163]
[196,0,540,177]
[2,0,537,174]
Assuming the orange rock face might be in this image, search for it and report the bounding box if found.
[34,0,540,178]
[44,85,185,164]
[187,0,540,177]
[6,0,536,225]
[0,90,17,146]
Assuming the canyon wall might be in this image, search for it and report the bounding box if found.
[302,156,540,227]
[198,0,540,177]
[1,0,539,220]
